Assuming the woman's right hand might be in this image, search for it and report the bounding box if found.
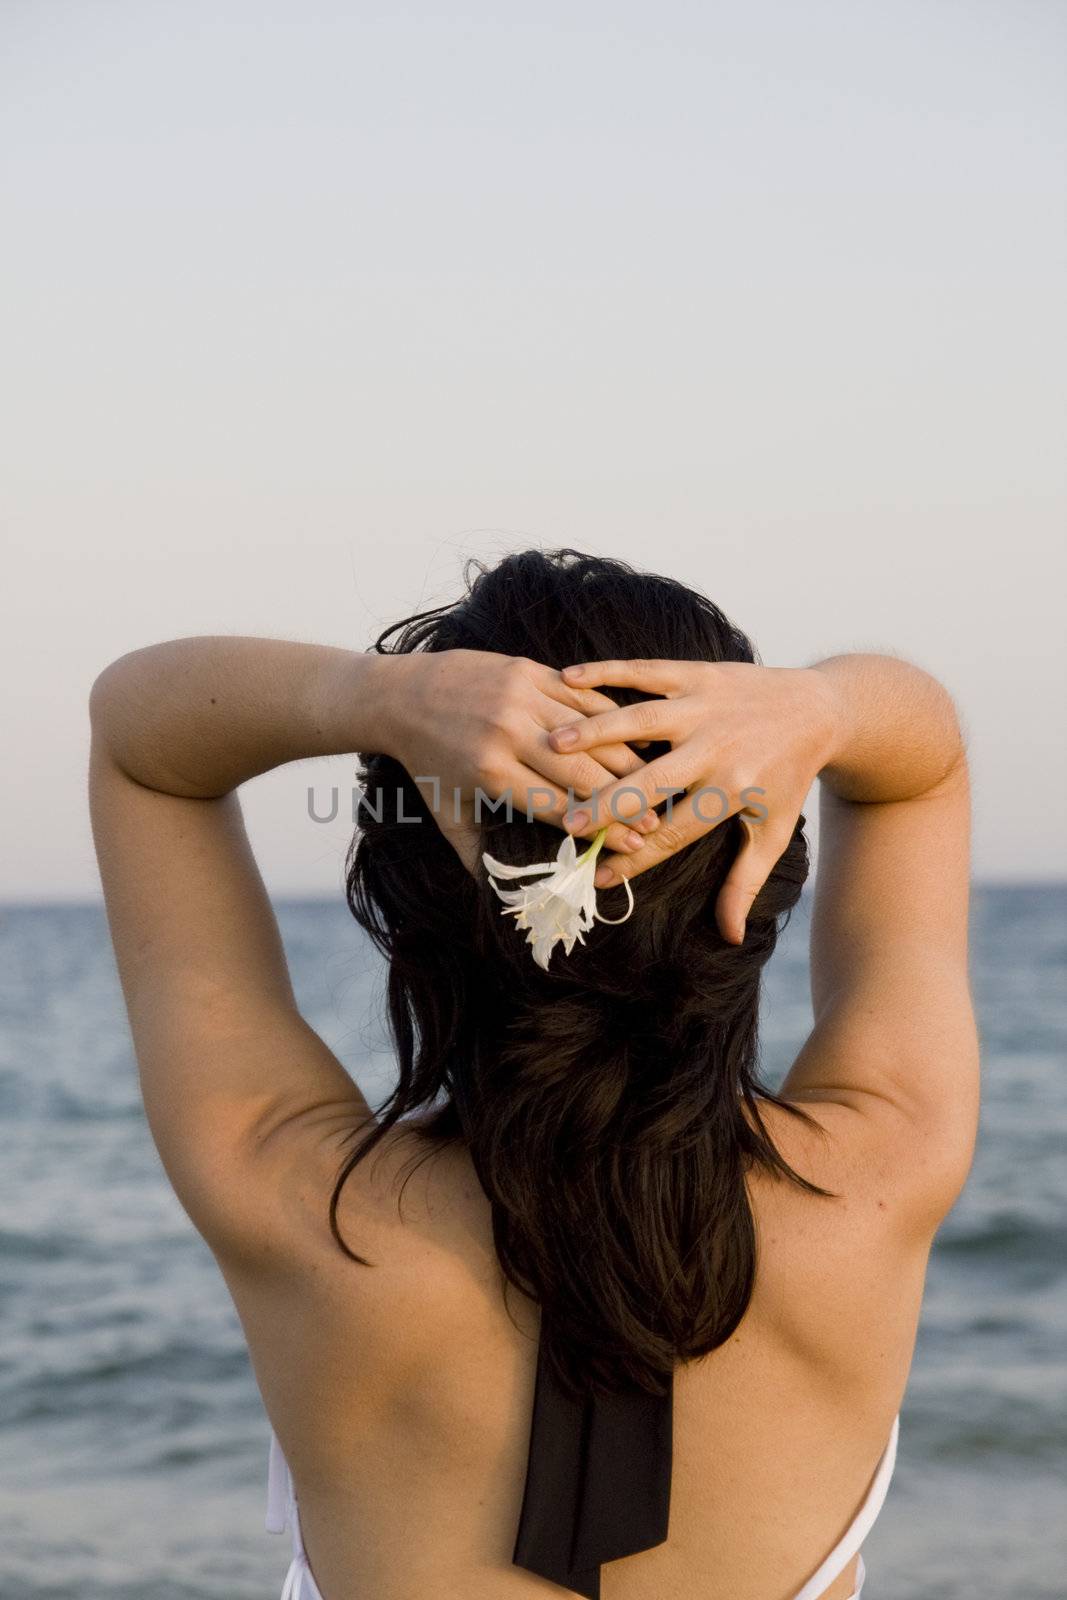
[545,657,839,943]
[380,649,662,871]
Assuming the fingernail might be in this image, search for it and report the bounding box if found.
[638,810,659,832]
[567,809,589,831]
[562,664,584,678]
[553,726,578,748]
[594,866,615,887]
[624,830,643,850]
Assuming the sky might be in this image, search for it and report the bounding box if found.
[1,0,1064,899]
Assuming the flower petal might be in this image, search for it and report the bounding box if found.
[482,851,557,880]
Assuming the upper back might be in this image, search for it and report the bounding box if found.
[221,1092,942,1600]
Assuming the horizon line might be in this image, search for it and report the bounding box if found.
[2,879,1065,912]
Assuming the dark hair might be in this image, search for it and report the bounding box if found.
[330,548,819,1400]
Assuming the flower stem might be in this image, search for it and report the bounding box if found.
[579,827,609,864]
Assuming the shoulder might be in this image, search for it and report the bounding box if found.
[743,1094,959,1387]
[754,1086,976,1247]
[238,1111,499,1286]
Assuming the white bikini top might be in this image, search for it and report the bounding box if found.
[265,1413,900,1600]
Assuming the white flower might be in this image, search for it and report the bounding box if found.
[482,827,635,971]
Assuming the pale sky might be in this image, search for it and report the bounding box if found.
[1,0,1064,899]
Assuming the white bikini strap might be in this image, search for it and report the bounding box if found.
[279,1557,306,1600]
[791,1417,899,1600]
[266,1429,291,1534]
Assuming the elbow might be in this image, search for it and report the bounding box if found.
[88,660,122,737]
[89,649,140,730]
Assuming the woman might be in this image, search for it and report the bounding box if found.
[88,548,978,1600]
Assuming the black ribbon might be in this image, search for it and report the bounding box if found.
[512,1321,673,1599]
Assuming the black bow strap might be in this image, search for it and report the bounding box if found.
[512,1323,673,1599]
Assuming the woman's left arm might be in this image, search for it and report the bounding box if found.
[88,638,397,1270]
[90,635,396,796]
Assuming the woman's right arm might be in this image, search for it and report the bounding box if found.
[783,654,978,1226]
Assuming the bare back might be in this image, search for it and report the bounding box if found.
[220,1092,936,1600]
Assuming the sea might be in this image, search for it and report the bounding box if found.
[0,887,1064,1600]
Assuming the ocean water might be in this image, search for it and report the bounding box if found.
[0,887,1064,1600]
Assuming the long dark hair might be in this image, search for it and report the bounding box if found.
[329,548,820,1400]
